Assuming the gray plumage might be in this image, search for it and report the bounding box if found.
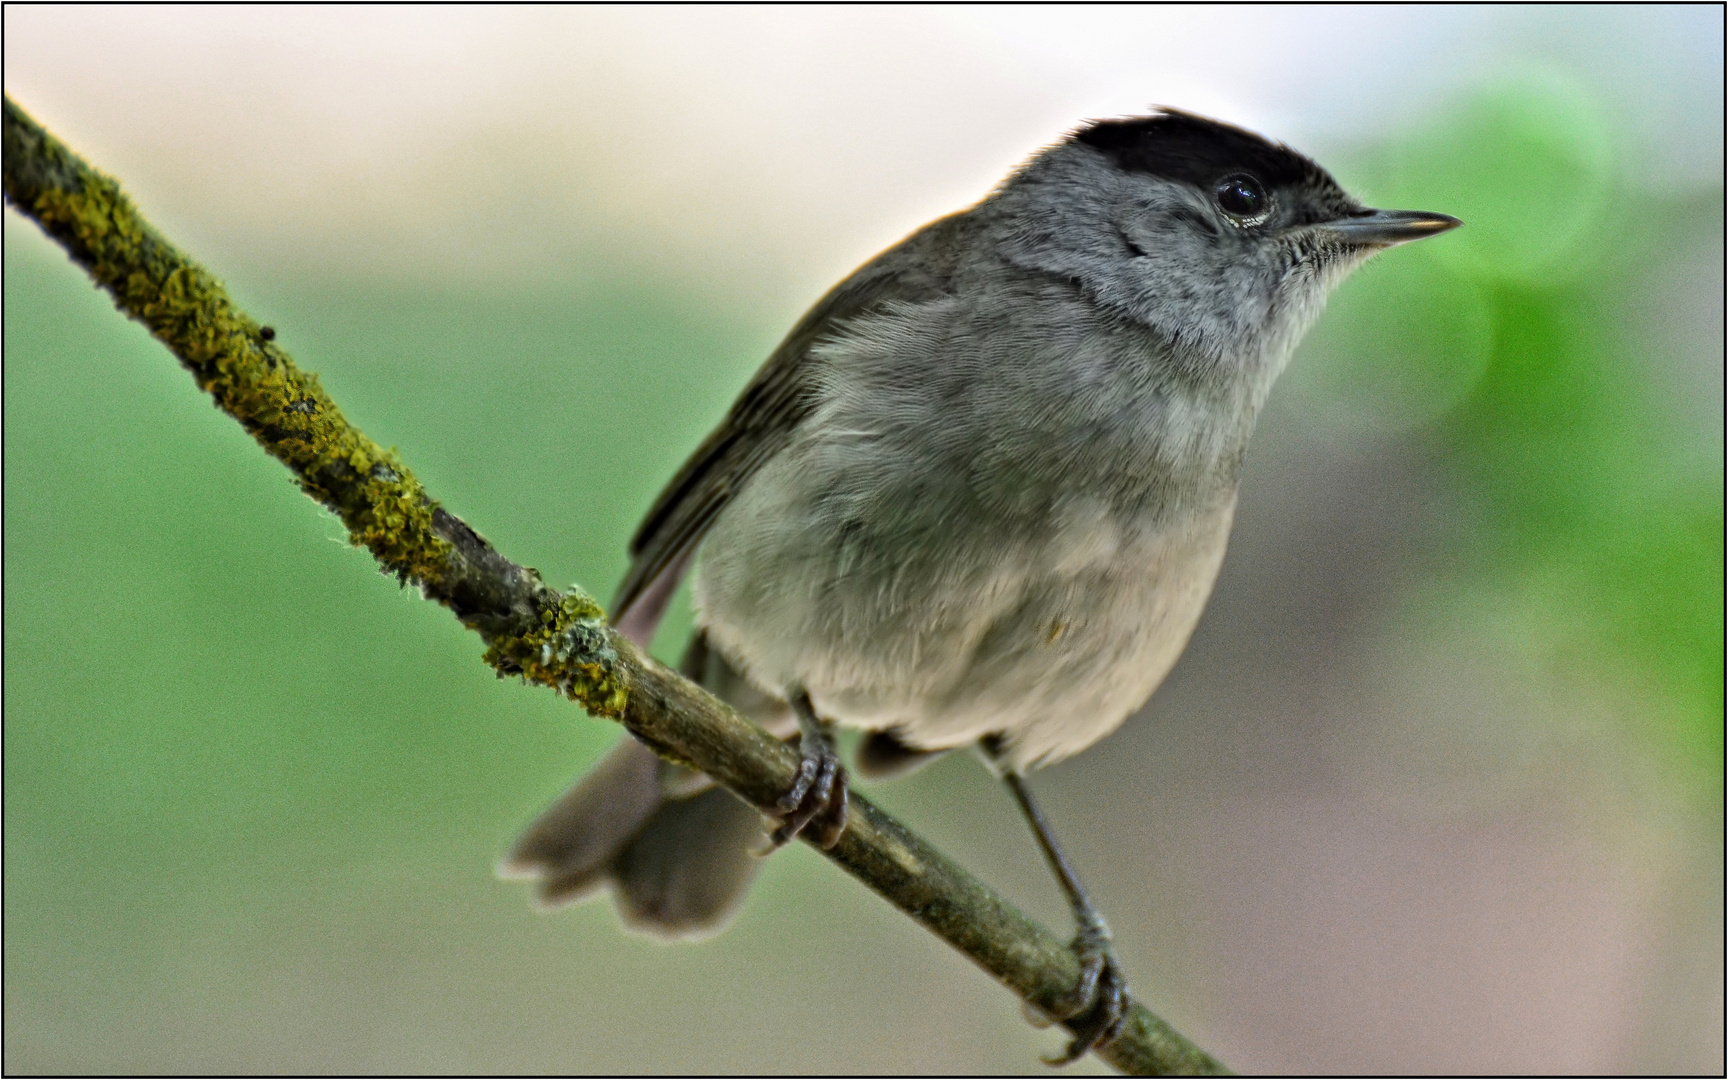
[505,109,1459,942]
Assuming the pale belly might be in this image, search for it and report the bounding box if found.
[693,453,1237,773]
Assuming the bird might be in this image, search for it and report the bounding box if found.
[501,107,1459,1061]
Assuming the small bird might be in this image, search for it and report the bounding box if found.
[502,108,1458,1061]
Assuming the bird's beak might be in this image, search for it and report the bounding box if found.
[1316,208,1462,248]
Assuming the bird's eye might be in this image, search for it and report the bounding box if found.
[1214,174,1269,222]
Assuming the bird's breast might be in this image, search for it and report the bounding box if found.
[693,291,1251,766]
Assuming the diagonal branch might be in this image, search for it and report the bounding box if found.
[3,94,1229,1077]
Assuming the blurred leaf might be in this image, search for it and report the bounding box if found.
[1288,245,1493,435]
[1387,72,1614,285]
[1432,220,1724,776]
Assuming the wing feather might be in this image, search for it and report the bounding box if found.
[610,214,967,637]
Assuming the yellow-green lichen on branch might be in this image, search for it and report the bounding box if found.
[4,94,625,719]
[4,96,452,592]
[482,589,629,719]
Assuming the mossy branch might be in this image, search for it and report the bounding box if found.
[3,94,1228,1077]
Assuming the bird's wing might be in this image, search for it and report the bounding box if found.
[611,217,964,642]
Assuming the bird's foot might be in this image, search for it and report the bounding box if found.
[769,726,848,849]
[1042,919,1130,1065]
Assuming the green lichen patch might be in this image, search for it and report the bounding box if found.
[5,98,452,591]
[483,590,629,719]
[8,94,624,717]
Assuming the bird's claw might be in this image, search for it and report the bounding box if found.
[770,729,849,849]
[1042,923,1130,1065]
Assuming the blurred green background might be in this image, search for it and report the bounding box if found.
[5,8,1722,1074]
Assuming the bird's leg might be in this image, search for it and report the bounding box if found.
[991,742,1129,1065]
[769,688,849,849]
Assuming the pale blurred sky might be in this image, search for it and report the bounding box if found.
[4,5,1722,308]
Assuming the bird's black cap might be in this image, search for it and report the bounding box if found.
[1074,109,1331,192]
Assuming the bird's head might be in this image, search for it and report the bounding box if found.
[994,109,1460,385]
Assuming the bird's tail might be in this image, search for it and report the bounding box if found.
[499,633,791,940]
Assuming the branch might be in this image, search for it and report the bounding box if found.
[3,94,1229,1077]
